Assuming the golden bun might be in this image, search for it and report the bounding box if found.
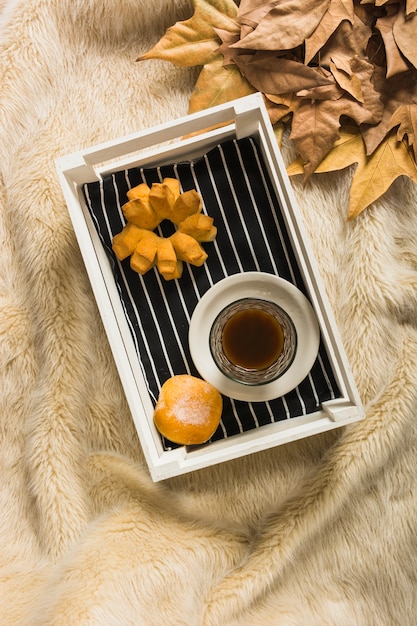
[153,375,222,445]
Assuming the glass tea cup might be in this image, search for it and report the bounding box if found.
[209,298,297,386]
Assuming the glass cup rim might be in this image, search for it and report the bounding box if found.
[209,297,297,387]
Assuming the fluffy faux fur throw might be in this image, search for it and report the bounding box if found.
[1,1,416,624]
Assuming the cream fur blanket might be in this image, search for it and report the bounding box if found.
[1,1,416,624]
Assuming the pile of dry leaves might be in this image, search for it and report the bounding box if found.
[139,0,417,218]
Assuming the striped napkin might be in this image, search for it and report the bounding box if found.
[83,137,340,449]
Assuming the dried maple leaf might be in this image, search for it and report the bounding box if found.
[287,124,362,175]
[393,5,417,69]
[389,103,417,156]
[288,125,417,218]
[189,56,256,113]
[288,49,382,176]
[296,83,344,101]
[138,0,254,113]
[330,56,364,102]
[288,80,381,179]
[304,0,355,64]
[237,0,281,40]
[334,55,382,116]
[235,0,331,50]
[289,98,344,177]
[348,132,417,218]
[233,53,333,96]
[406,0,417,15]
[138,0,239,67]
[376,8,411,77]
[138,0,417,218]
[313,14,372,67]
[214,28,241,65]
[361,68,417,155]
[263,92,299,125]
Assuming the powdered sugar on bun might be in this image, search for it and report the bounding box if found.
[153,375,223,445]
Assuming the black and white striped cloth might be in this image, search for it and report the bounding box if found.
[83,137,340,449]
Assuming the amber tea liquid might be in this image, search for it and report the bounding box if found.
[222,308,284,370]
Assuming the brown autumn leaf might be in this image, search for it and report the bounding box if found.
[235,0,331,51]
[288,54,382,177]
[287,124,362,177]
[348,131,417,219]
[137,0,239,67]
[311,15,372,68]
[359,0,393,6]
[389,104,417,156]
[215,28,240,65]
[289,98,344,178]
[354,0,385,30]
[296,83,344,101]
[393,5,417,69]
[333,55,382,117]
[361,68,417,155]
[304,0,355,64]
[139,0,417,218]
[330,56,364,102]
[189,56,256,113]
[406,0,417,16]
[237,0,280,40]
[375,8,411,78]
[137,0,251,116]
[233,54,333,96]
[287,125,417,218]
[263,92,299,125]
[288,79,382,180]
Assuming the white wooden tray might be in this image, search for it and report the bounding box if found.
[56,93,363,481]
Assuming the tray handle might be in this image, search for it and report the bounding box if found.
[56,93,265,186]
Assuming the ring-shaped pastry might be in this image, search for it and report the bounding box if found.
[112,178,217,280]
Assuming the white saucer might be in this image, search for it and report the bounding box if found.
[188,272,320,402]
